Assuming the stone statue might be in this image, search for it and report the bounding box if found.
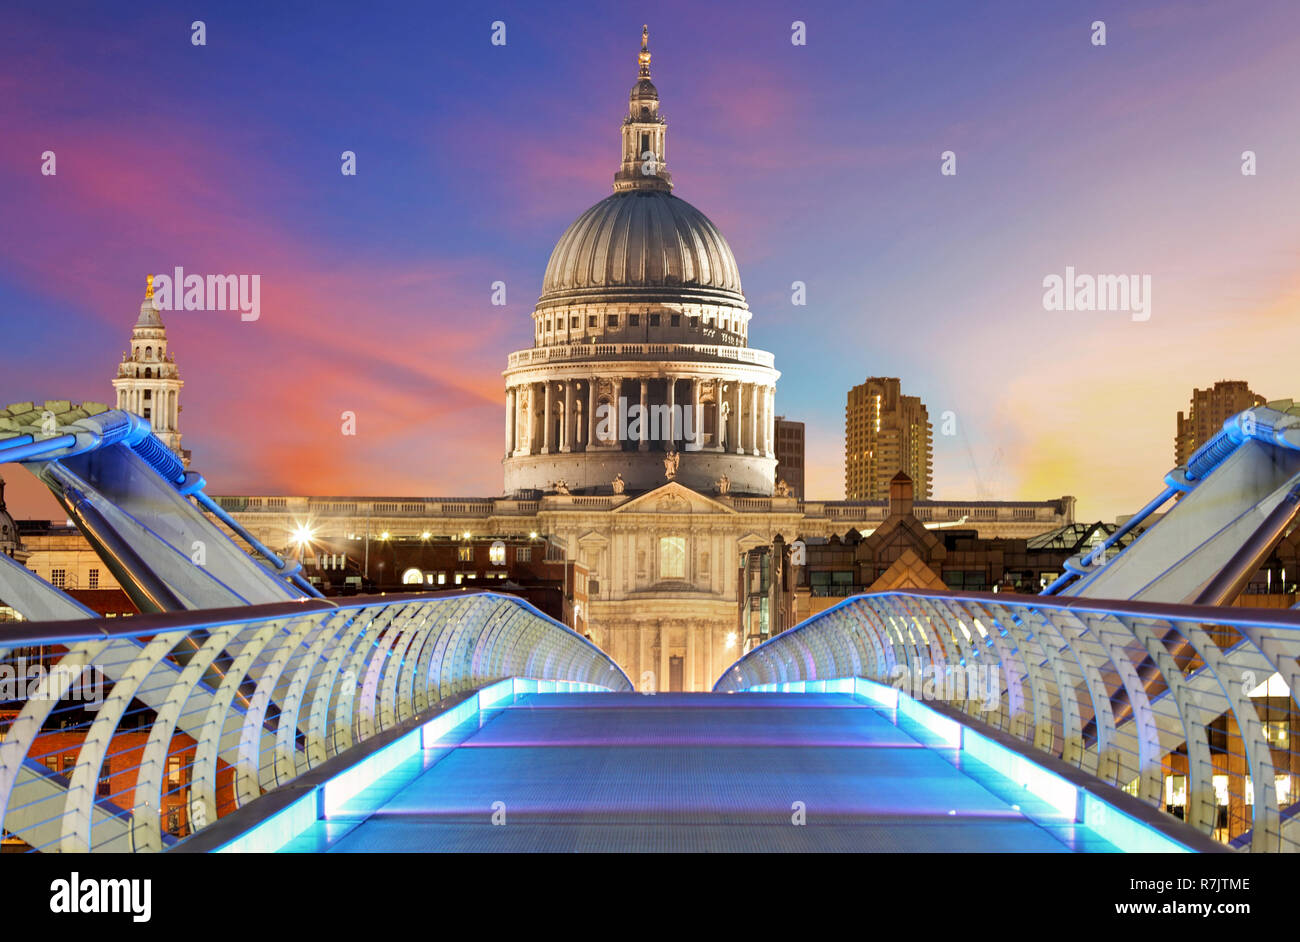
[775,478,790,497]
[552,480,570,495]
[719,401,730,448]
[612,473,625,494]
[663,450,680,481]
[715,473,730,495]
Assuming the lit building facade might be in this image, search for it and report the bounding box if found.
[845,377,933,500]
[1175,380,1266,466]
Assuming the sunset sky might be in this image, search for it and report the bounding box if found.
[2,0,1299,522]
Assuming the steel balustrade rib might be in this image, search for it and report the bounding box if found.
[0,591,631,852]
[715,588,1300,852]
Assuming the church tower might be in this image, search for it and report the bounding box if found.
[112,275,188,464]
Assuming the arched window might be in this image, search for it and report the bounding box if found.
[144,368,152,379]
[145,346,152,358]
[401,568,424,585]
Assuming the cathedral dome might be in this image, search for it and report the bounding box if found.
[503,27,778,501]
[540,189,744,304]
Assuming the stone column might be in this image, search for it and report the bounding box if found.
[749,383,759,456]
[505,387,516,456]
[689,377,701,451]
[687,619,697,692]
[525,383,536,455]
[587,377,597,450]
[542,382,552,454]
[659,623,670,694]
[733,380,744,454]
[639,626,652,691]
[639,379,649,451]
[561,381,574,453]
[765,386,775,457]
[759,381,769,454]
[714,379,726,452]
[666,375,677,449]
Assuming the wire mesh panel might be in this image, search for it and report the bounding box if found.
[0,591,630,852]
[715,589,1300,852]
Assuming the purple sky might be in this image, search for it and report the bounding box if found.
[3,0,1299,522]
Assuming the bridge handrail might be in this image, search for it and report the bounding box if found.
[0,591,631,853]
[716,588,1300,852]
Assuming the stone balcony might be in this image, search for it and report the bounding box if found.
[506,343,776,371]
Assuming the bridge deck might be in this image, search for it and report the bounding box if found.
[281,692,1120,852]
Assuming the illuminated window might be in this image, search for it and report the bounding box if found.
[489,543,506,565]
[168,755,182,787]
[1164,775,1186,808]
[437,573,446,585]
[1263,720,1289,749]
[454,574,463,585]
[1213,774,1230,806]
[457,546,472,562]
[401,568,424,585]
[659,537,686,580]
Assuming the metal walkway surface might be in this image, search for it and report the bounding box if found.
[281,692,1122,853]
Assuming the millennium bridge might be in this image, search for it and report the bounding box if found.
[1,400,1298,852]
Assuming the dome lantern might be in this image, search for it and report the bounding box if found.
[615,25,671,193]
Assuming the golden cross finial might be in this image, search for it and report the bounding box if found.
[145,273,154,299]
[642,25,648,52]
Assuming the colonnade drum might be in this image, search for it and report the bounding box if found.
[502,361,779,496]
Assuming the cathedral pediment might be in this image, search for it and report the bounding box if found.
[576,530,609,548]
[611,482,736,516]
